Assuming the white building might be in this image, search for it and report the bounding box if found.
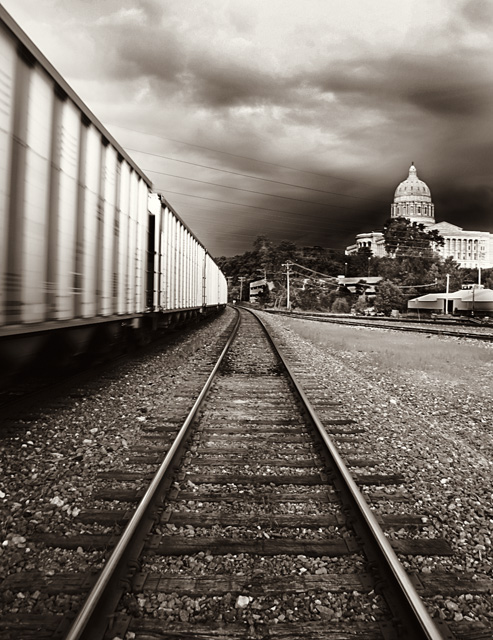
[346,163,493,268]
[408,286,493,315]
[346,231,387,257]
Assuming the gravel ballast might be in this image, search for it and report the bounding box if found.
[260,311,493,627]
[0,309,235,618]
[1,306,492,631]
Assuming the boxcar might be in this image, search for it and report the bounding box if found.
[0,7,226,379]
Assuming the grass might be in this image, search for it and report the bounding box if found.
[281,317,493,383]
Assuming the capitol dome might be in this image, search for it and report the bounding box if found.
[391,163,435,226]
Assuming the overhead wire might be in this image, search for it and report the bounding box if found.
[109,122,378,187]
[126,146,387,204]
[147,168,368,211]
[283,260,339,281]
[153,186,354,231]
[118,129,448,259]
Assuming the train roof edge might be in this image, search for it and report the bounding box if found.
[0,5,152,188]
[1,6,225,273]
[152,192,224,268]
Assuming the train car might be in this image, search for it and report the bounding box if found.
[148,192,227,324]
[0,7,226,381]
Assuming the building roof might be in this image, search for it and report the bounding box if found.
[394,163,432,203]
[337,277,382,285]
[409,289,492,303]
[431,221,464,233]
[459,289,493,302]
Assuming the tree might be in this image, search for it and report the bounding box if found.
[275,240,298,265]
[366,218,446,289]
[217,237,345,306]
[296,278,332,311]
[374,280,407,315]
[428,258,463,292]
[482,269,493,290]
[462,266,492,289]
[383,217,444,258]
[346,246,372,277]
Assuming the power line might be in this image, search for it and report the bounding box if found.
[286,260,339,282]
[126,146,386,205]
[147,169,365,211]
[153,186,353,229]
[110,122,377,187]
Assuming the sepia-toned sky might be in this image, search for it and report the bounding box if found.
[2,0,493,256]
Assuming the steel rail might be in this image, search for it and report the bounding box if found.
[249,308,451,640]
[65,309,241,640]
[269,310,493,342]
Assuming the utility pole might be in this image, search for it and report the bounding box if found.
[472,265,481,317]
[445,273,449,314]
[282,262,291,310]
[239,276,246,302]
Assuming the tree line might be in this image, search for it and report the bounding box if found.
[216,218,492,315]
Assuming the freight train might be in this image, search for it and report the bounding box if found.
[0,7,227,381]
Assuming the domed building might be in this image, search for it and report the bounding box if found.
[391,163,434,226]
[345,163,493,269]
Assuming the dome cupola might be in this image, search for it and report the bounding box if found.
[391,163,435,225]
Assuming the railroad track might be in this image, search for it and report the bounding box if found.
[265,310,493,342]
[2,307,491,639]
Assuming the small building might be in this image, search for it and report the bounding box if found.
[408,287,493,315]
[249,279,274,303]
[337,276,382,295]
[249,279,266,303]
[345,232,387,257]
[454,288,493,315]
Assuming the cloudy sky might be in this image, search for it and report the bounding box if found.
[2,0,493,256]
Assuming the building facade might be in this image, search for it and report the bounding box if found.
[346,163,493,268]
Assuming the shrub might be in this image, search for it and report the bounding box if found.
[353,295,369,315]
[331,297,351,314]
[374,280,406,315]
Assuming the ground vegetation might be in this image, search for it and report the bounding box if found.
[217,223,491,314]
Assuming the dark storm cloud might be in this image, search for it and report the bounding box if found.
[2,0,492,257]
[434,184,493,232]
[94,23,301,110]
[461,0,493,27]
[182,59,283,108]
[90,6,186,85]
[99,27,184,83]
[54,0,493,129]
[395,57,493,117]
[406,85,492,117]
[304,52,493,118]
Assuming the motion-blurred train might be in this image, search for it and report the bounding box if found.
[0,7,227,380]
